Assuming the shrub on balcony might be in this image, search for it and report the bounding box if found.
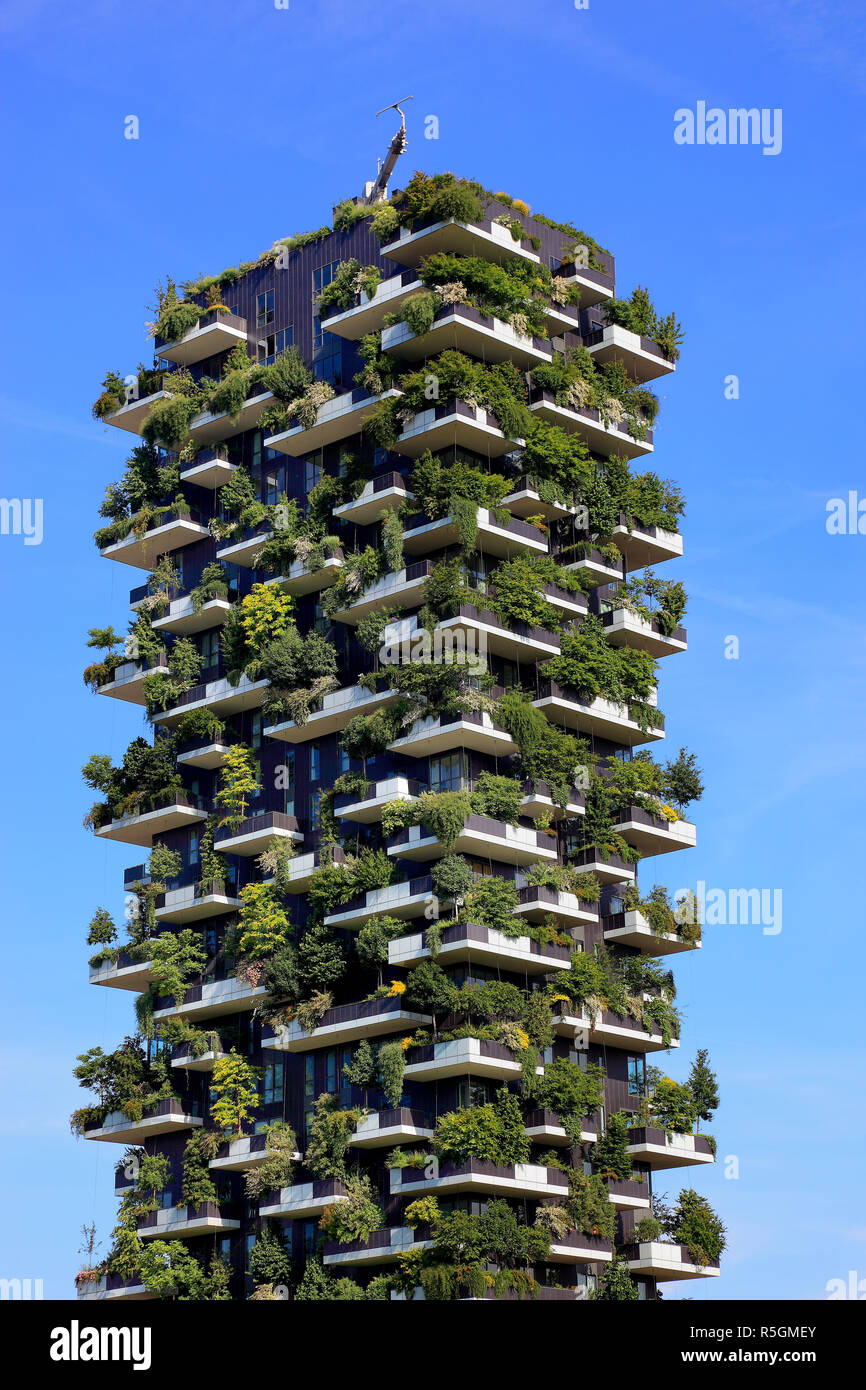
[148,278,215,344]
[214,743,261,830]
[394,171,487,230]
[81,733,180,829]
[604,285,685,362]
[497,689,590,807]
[523,861,600,902]
[249,1222,293,1288]
[588,1257,640,1300]
[245,1122,299,1199]
[142,637,204,716]
[142,374,207,451]
[181,1131,218,1206]
[210,1051,261,1139]
[409,448,510,521]
[305,1093,360,1181]
[355,915,408,989]
[464,874,520,936]
[565,1171,617,1240]
[667,1188,726,1266]
[237,882,290,963]
[319,1174,385,1245]
[317,259,381,312]
[430,853,475,904]
[140,1242,231,1301]
[146,929,208,1010]
[536,1058,606,1144]
[92,369,130,420]
[175,707,226,749]
[417,251,566,337]
[434,1087,529,1167]
[86,907,118,969]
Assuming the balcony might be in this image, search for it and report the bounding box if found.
[609,520,683,570]
[552,1008,679,1054]
[562,546,623,586]
[179,447,237,490]
[583,324,675,384]
[435,604,564,664]
[208,1133,302,1174]
[324,875,436,930]
[381,305,553,370]
[603,909,700,957]
[156,309,249,366]
[333,472,414,526]
[89,951,154,993]
[263,996,431,1052]
[324,1226,428,1268]
[600,607,687,658]
[381,216,541,268]
[264,388,401,456]
[626,1127,715,1170]
[403,1037,543,1084]
[264,682,398,744]
[152,594,233,637]
[99,513,210,569]
[610,806,696,856]
[334,775,425,824]
[547,1232,613,1265]
[95,792,209,847]
[349,1107,435,1149]
[265,847,349,895]
[96,652,168,705]
[555,257,615,309]
[387,813,558,867]
[532,682,665,746]
[502,476,580,522]
[187,387,275,445]
[393,399,524,460]
[331,561,433,625]
[518,780,585,820]
[155,880,242,924]
[170,1038,228,1073]
[389,710,518,759]
[568,846,635,884]
[606,1178,651,1211]
[177,740,233,771]
[259,1179,348,1220]
[103,386,172,435]
[388,921,572,975]
[215,525,271,568]
[524,1109,598,1147]
[138,1202,240,1240]
[402,506,548,560]
[264,554,344,596]
[623,1241,720,1282]
[214,810,302,857]
[513,884,597,928]
[528,390,653,461]
[153,975,266,1024]
[152,674,269,728]
[320,269,426,338]
[83,1098,202,1145]
[77,1274,153,1301]
[389,1158,567,1202]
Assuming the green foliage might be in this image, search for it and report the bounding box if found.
[377,1038,408,1109]
[149,929,207,1006]
[316,259,381,312]
[434,1087,529,1167]
[591,1111,633,1181]
[305,1094,359,1181]
[464,874,520,936]
[687,1048,719,1131]
[319,1174,384,1244]
[605,285,685,362]
[237,881,290,961]
[431,854,475,902]
[669,1188,726,1265]
[210,1051,260,1139]
[589,1257,640,1300]
[181,1130,218,1206]
[216,743,261,828]
[249,1223,293,1287]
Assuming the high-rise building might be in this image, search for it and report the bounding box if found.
[74,169,723,1303]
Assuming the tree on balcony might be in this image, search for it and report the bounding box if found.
[216,744,261,830]
[210,1052,260,1140]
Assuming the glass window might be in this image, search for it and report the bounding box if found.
[339,748,351,775]
[304,1057,315,1099]
[282,750,296,815]
[251,713,262,750]
[304,452,323,493]
[303,1221,317,1257]
[310,790,321,829]
[262,1061,283,1106]
[257,326,293,366]
[628,1055,646,1096]
[265,471,280,505]
[310,744,320,782]
[188,831,199,867]
[325,1050,337,1093]
[256,290,274,327]
[201,631,220,669]
[429,752,464,793]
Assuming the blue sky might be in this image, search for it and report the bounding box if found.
[1,0,864,1300]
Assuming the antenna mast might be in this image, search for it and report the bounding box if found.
[362,96,414,204]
